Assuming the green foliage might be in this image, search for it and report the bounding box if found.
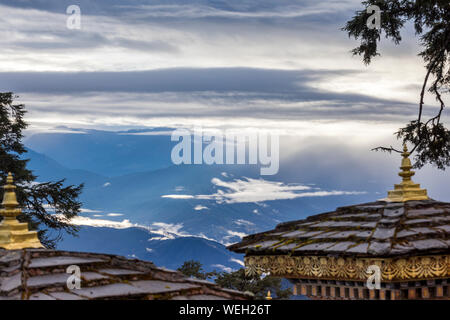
[215,268,291,300]
[178,260,291,299]
[0,92,83,248]
[344,1,450,169]
[177,260,218,280]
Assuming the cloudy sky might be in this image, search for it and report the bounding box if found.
[0,0,443,142]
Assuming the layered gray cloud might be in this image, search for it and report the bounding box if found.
[0,0,436,134]
[0,68,421,124]
[1,0,359,18]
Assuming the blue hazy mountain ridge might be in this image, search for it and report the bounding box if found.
[76,164,372,243]
[23,129,378,244]
[23,127,435,272]
[24,148,107,187]
[25,145,247,271]
[25,128,175,177]
[52,226,243,272]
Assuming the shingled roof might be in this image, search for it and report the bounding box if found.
[229,145,450,258]
[228,199,450,257]
[0,173,249,300]
[0,249,250,300]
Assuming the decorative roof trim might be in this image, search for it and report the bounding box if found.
[244,254,449,281]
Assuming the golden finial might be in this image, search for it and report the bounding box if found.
[2,172,20,215]
[266,290,272,300]
[386,145,429,202]
[0,172,44,250]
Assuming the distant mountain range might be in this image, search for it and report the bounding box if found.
[23,128,385,244]
[53,225,243,272]
[25,128,174,177]
[23,127,408,271]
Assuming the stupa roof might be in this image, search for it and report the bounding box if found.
[226,146,450,299]
[0,248,250,300]
[229,145,450,258]
[228,199,450,257]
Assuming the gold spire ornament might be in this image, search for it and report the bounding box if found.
[0,172,43,250]
[386,145,429,202]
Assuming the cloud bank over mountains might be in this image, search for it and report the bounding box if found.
[162,177,366,203]
[0,0,435,137]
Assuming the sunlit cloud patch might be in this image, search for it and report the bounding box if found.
[162,177,366,204]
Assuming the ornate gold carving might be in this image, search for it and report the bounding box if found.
[245,255,449,281]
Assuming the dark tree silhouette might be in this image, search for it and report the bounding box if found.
[0,92,83,248]
[215,268,291,300]
[344,0,450,169]
[177,260,291,300]
[177,260,218,280]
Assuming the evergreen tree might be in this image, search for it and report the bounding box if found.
[0,92,83,248]
[178,260,291,299]
[215,269,291,300]
[344,1,450,169]
[177,260,218,280]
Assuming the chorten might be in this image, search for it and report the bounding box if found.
[229,147,449,300]
[0,172,43,250]
[386,145,429,202]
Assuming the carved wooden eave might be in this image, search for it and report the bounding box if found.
[229,198,450,299]
[244,255,449,282]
